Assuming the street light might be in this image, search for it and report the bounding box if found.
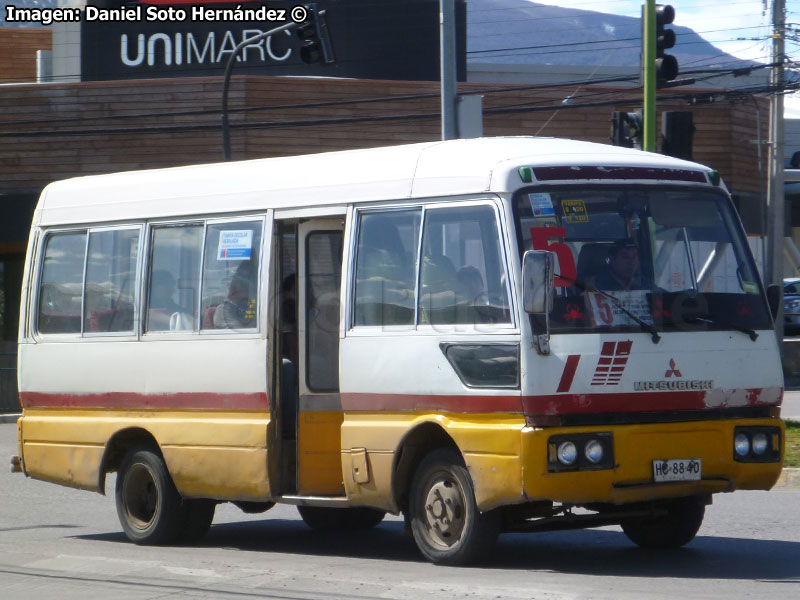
[221,5,335,161]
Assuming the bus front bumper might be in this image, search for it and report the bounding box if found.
[521,418,785,506]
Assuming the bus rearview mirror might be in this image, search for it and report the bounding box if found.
[523,250,555,315]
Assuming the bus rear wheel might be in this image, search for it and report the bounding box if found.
[621,496,706,549]
[180,499,216,543]
[409,448,499,566]
[297,505,385,530]
[115,447,185,545]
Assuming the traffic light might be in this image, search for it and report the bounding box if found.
[655,4,678,83]
[661,111,694,160]
[295,4,335,65]
[611,111,643,150]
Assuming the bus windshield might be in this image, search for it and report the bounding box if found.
[514,186,772,335]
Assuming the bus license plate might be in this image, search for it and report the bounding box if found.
[653,459,701,482]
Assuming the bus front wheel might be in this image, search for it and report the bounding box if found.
[621,496,706,549]
[115,447,185,545]
[409,448,499,566]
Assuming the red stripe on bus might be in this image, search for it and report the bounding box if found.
[19,391,269,411]
[556,355,581,393]
[341,393,522,413]
[523,388,776,415]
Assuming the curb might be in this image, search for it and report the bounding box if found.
[0,413,20,424]
[776,467,800,490]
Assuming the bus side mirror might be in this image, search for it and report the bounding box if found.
[523,250,555,314]
[766,284,781,321]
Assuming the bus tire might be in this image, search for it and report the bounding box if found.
[180,499,216,543]
[115,447,185,545]
[297,505,385,530]
[409,448,499,566]
[621,496,705,549]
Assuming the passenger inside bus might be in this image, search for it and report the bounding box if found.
[213,261,257,328]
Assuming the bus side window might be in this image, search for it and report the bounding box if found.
[419,205,511,326]
[84,228,139,334]
[353,209,421,327]
[37,232,87,335]
[201,220,262,330]
[146,225,203,333]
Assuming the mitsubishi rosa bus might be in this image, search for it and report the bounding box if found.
[11,137,785,565]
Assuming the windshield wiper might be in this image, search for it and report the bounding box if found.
[556,274,661,344]
[688,314,758,342]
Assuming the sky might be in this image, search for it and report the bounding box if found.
[526,0,800,117]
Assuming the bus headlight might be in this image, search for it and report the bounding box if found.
[734,433,750,457]
[557,441,577,465]
[584,439,604,464]
[751,432,769,455]
[547,433,614,472]
[733,427,781,462]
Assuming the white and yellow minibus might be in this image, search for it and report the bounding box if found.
[12,137,784,565]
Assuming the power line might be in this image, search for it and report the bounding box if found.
[1,79,795,139]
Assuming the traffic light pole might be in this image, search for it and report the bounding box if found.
[221,21,297,161]
[642,0,657,152]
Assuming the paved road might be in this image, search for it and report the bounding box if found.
[3,423,800,599]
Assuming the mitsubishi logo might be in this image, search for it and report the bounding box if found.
[665,358,682,378]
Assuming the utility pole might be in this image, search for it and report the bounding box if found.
[766,0,786,340]
[440,0,457,140]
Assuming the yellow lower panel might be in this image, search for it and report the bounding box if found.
[19,409,271,500]
[341,412,526,512]
[163,446,270,500]
[22,441,105,491]
[522,418,784,505]
[298,411,344,496]
[342,449,395,512]
[463,452,524,510]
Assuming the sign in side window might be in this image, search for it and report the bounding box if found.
[146,225,203,332]
[353,209,421,327]
[201,221,262,330]
[84,229,139,334]
[306,231,343,392]
[38,232,87,334]
[418,205,511,326]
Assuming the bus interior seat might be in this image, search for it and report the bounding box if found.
[576,243,611,288]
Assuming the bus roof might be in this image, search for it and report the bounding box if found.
[34,136,714,226]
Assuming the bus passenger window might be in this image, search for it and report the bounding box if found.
[146,225,203,332]
[84,229,139,334]
[201,221,262,330]
[353,209,421,327]
[418,205,510,326]
[38,232,87,334]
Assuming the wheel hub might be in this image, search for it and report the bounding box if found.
[424,478,465,546]
[123,463,158,530]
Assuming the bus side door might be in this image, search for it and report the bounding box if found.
[296,218,345,496]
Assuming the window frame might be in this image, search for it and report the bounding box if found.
[347,197,516,335]
[199,215,266,335]
[142,214,266,338]
[142,218,205,337]
[33,224,144,340]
